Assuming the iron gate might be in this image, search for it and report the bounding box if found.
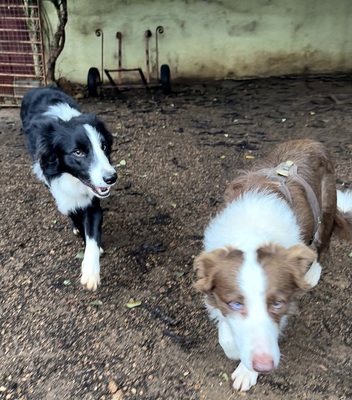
[0,0,46,106]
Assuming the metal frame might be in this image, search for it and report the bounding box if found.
[94,26,165,91]
[0,0,46,106]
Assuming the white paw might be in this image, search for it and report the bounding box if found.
[80,238,101,291]
[304,260,322,287]
[81,261,100,291]
[231,362,258,391]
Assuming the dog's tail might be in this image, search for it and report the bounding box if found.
[333,190,352,241]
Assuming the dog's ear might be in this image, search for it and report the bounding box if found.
[194,248,233,294]
[34,120,60,177]
[286,243,321,290]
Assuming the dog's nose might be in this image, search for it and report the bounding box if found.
[103,172,117,185]
[252,354,274,372]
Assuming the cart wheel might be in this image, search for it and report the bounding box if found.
[87,67,101,97]
[160,64,171,94]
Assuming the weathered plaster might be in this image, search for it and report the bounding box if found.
[42,0,352,84]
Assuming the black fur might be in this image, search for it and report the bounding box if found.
[21,87,117,290]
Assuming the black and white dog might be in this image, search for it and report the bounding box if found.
[21,87,117,291]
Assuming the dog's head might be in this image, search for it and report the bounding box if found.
[33,114,117,198]
[194,243,320,373]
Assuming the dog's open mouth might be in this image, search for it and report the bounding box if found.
[79,179,111,198]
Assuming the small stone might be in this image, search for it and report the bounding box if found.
[108,380,118,394]
[112,390,124,400]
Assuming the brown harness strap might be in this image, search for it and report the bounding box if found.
[257,161,321,240]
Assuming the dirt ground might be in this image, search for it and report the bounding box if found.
[1,76,351,400]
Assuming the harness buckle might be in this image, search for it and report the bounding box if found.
[275,160,294,177]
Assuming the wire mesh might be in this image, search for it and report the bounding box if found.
[0,0,46,106]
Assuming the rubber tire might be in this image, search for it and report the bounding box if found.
[160,64,171,94]
[87,67,101,97]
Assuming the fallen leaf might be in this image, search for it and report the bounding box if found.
[126,300,142,308]
[75,250,84,259]
[219,372,229,382]
[90,300,103,306]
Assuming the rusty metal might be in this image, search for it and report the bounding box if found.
[116,31,122,84]
[145,29,152,84]
[95,28,104,84]
[89,26,170,96]
[94,28,152,90]
[155,26,164,80]
[0,0,46,106]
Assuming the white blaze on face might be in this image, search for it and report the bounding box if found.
[43,103,81,120]
[226,251,281,371]
[84,124,116,187]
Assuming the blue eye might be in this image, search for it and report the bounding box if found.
[228,301,244,312]
[272,300,283,310]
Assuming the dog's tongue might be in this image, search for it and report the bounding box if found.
[95,186,110,196]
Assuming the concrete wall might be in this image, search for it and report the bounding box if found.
[42,0,352,84]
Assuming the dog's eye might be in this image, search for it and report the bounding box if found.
[72,149,85,157]
[228,301,244,312]
[271,300,283,310]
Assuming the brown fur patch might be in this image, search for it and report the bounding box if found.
[224,139,337,255]
[257,243,318,321]
[194,248,244,316]
[194,243,317,321]
[333,209,352,241]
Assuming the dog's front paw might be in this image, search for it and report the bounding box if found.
[81,260,100,291]
[231,362,258,391]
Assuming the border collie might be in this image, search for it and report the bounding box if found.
[194,139,352,391]
[21,87,117,291]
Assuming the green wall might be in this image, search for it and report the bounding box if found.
[42,0,352,84]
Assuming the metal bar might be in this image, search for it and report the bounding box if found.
[1,62,38,67]
[155,26,164,81]
[0,40,42,45]
[0,84,43,89]
[95,28,104,84]
[116,31,122,85]
[0,51,43,56]
[2,17,40,21]
[137,67,148,87]
[145,30,152,84]
[0,72,41,78]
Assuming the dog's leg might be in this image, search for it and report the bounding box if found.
[231,362,259,391]
[218,318,240,360]
[217,318,258,390]
[69,210,85,238]
[304,259,322,287]
[80,200,103,291]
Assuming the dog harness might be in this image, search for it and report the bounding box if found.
[258,160,321,242]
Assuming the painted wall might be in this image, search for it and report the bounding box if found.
[42,0,352,84]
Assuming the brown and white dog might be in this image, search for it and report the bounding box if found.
[194,139,352,391]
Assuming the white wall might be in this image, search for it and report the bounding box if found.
[42,0,352,84]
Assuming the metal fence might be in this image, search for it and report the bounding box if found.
[0,0,46,106]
